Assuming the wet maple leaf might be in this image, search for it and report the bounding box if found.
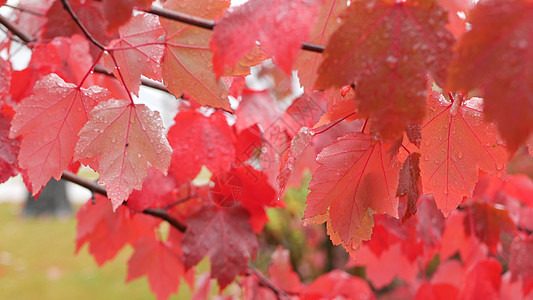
[397,152,422,223]
[417,92,507,216]
[161,0,231,110]
[75,99,172,209]
[104,13,164,96]
[234,89,283,133]
[181,205,258,289]
[168,110,235,184]
[316,0,454,140]
[447,0,533,152]
[304,132,399,245]
[9,74,109,194]
[0,105,19,184]
[278,128,313,195]
[128,167,180,211]
[211,0,323,77]
[127,235,187,300]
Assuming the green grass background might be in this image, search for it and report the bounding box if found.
[0,203,194,300]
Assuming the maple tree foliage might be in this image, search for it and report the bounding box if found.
[1,0,533,299]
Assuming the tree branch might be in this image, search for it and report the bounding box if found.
[0,15,36,44]
[248,263,290,299]
[144,5,325,54]
[59,0,106,50]
[61,170,187,232]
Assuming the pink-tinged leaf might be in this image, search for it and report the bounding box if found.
[458,258,502,300]
[101,0,154,34]
[316,0,454,140]
[0,58,11,101]
[182,206,258,289]
[75,99,171,209]
[268,247,302,294]
[0,105,19,183]
[211,0,323,76]
[509,235,533,296]
[447,0,533,151]
[353,244,418,289]
[305,132,399,245]
[431,259,464,288]
[168,110,235,184]
[302,270,374,300]
[191,273,212,300]
[282,91,327,134]
[397,152,422,222]
[104,13,164,96]
[464,202,517,253]
[161,0,231,110]
[127,235,186,300]
[439,211,487,263]
[76,194,156,265]
[9,74,109,194]
[418,93,508,216]
[295,0,348,91]
[278,128,313,195]
[234,89,283,133]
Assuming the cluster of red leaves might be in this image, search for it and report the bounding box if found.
[0,0,533,299]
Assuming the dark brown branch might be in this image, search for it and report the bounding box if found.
[61,171,187,232]
[93,65,169,93]
[144,5,325,54]
[248,263,290,299]
[0,15,36,43]
[60,0,106,50]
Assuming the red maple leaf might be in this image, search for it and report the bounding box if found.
[315,0,454,140]
[0,105,19,184]
[305,132,399,246]
[167,110,235,184]
[181,205,258,289]
[211,0,323,76]
[458,258,502,299]
[127,234,188,300]
[104,13,164,96]
[417,92,508,216]
[75,99,172,209]
[447,0,533,151]
[9,74,109,194]
[509,235,533,296]
[302,270,374,299]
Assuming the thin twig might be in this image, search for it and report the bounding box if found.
[248,263,290,299]
[61,171,187,232]
[59,0,105,50]
[93,65,169,93]
[0,15,36,43]
[4,4,45,17]
[144,5,325,54]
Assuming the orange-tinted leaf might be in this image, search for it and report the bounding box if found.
[168,110,235,184]
[305,132,399,245]
[182,206,258,289]
[161,0,231,110]
[295,0,348,91]
[314,96,357,128]
[104,13,164,96]
[447,0,533,151]
[418,93,507,216]
[127,235,186,300]
[316,0,454,140]
[10,74,109,194]
[211,0,322,76]
[75,99,171,209]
